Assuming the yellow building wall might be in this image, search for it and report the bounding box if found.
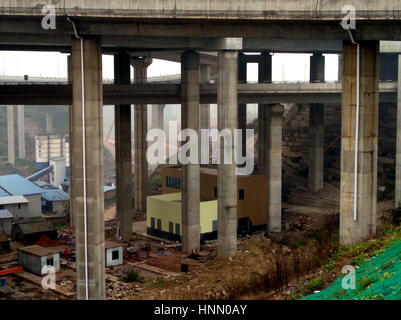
[147,192,217,235]
[161,167,267,228]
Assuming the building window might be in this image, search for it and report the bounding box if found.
[169,222,174,234]
[175,223,180,235]
[18,204,21,209]
[112,250,119,261]
[239,189,245,200]
[151,217,155,229]
[46,257,54,266]
[157,218,162,230]
[166,176,181,189]
[214,187,218,198]
[0,205,4,210]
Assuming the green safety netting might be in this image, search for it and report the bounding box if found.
[302,240,401,300]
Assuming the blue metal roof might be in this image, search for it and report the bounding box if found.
[0,174,43,196]
[104,185,116,192]
[41,189,70,202]
[0,187,10,197]
[34,181,58,189]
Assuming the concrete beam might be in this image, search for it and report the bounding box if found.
[114,52,133,241]
[217,50,238,257]
[2,1,401,22]
[181,51,201,253]
[2,17,401,44]
[340,41,379,246]
[71,36,105,300]
[0,82,397,105]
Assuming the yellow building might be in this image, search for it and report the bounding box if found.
[147,192,217,241]
[146,166,267,241]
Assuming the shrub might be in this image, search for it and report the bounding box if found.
[123,269,141,283]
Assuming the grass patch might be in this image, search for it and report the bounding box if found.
[305,278,324,291]
[54,224,65,231]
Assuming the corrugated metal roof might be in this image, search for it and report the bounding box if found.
[0,209,13,219]
[0,195,29,205]
[0,174,43,196]
[0,187,10,197]
[41,189,69,201]
[15,221,56,235]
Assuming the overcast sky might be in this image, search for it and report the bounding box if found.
[0,51,339,81]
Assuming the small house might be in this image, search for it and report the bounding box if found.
[0,174,43,218]
[0,232,11,254]
[17,245,60,276]
[0,209,13,236]
[40,189,69,215]
[11,221,57,245]
[104,185,116,201]
[105,241,124,267]
[0,196,29,220]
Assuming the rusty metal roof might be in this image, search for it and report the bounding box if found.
[105,241,125,250]
[15,221,56,235]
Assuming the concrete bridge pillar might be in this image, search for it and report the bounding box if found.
[151,104,165,131]
[257,52,272,174]
[265,104,284,233]
[114,52,133,241]
[338,54,343,82]
[238,52,247,157]
[340,41,379,246]
[181,51,201,253]
[217,50,238,257]
[71,36,105,300]
[17,105,25,159]
[132,56,152,214]
[7,105,15,166]
[395,54,401,208]
[46,112,53,133]
[309,53,325,193]
[200,64,212,130]
[67,54,75,227]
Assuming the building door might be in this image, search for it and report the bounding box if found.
[238,217,251,235]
